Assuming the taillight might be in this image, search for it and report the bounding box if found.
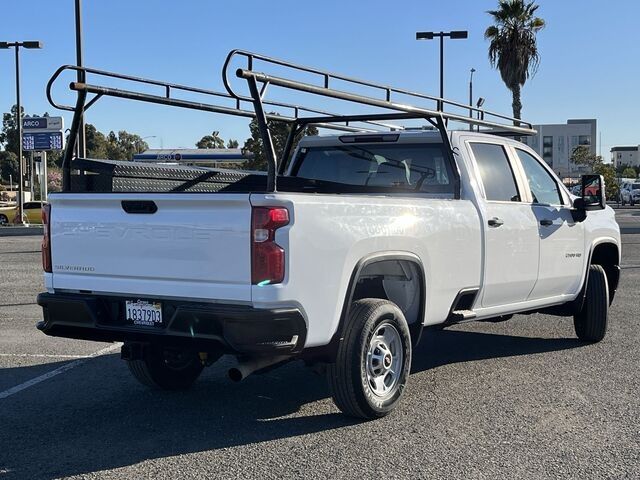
[42,204,52,273]
[251,207,289,285]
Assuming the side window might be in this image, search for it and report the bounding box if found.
[516,149,563,205]
[470,143,520,202]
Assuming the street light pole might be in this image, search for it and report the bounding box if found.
[439,34,444,105]
[469,68,475,131]
[75,0,86,158]
[416,30,468,111]
[15,45,23,223]
[0,40,43,225]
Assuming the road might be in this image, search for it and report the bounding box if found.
[0,210,639,479]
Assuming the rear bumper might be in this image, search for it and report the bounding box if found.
[37,292,307,355]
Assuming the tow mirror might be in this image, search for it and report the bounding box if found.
[572,174,606,221]
[581,174,606,210]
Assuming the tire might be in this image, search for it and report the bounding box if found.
[574,264,609,343]
[327,299,412,419]
[127,344,208,391]
[0,214,7,226]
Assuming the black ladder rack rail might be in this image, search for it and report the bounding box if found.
[222,49,536,134]
[222,49,536,192]
[46,64,402,191]
[50,49,537,193]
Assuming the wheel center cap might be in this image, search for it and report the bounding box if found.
[383,353,392,369]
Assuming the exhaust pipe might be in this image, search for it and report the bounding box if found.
[228,355,290,382]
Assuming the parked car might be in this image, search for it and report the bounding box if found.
[18,201,47,224]
[0,203,16,225]
[620,181,640,205]
[0,201,47,225]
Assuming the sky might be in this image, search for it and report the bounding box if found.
[0,0,638,158]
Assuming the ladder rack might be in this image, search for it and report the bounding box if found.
[49,49,537,193]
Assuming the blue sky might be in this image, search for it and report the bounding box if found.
[1,0,638,158]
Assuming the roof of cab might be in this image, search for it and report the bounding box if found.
[297,129,521,148]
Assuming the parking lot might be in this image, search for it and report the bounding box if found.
[1,209,639,479]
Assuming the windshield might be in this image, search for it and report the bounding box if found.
[632,183,640,190]
[292,143,454,194]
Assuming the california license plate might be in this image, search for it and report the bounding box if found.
[125,300,163,327]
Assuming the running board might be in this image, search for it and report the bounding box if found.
[447,309,477,323]
[445,288,479,324]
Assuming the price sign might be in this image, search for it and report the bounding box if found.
[22,132,65,151]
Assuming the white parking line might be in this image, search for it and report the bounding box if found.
[0,353,90,359]
[0,343,121,400]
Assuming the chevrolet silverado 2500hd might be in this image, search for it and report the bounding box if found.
[37,51,620,419]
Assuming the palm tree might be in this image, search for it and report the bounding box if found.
[485,0,545,122]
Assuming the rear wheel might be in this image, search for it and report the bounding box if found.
[127,345,214,390]
[327,299,412,419]
[574,264,609,343]
[0,214,7,226]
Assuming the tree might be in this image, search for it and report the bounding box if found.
[571,146,602,172]
[242,115,318,170]
[47,168,62,193]
[104,130,149,160]
[622,167,638,179]
[0,105,24,155]
[0,151,18,182]
[227,139,239,149]
[593,163,619,200]
[196,131,225,149]
[569,146,619,200]
[85,123,109,159]
[485,0,545,121]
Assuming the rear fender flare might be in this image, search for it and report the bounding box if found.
[326,252,426,358]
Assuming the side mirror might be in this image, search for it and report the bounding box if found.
[580,174,606,210]
[572,174,606,221]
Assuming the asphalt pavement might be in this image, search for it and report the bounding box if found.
[0,210,639,479]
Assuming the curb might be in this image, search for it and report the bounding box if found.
[0,226,44,237]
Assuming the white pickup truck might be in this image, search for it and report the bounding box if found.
[38,52,621,419]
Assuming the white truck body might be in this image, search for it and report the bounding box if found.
[41,131,621,349]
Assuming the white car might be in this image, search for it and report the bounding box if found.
[620,181,640,205]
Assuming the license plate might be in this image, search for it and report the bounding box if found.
[125,300,163,327]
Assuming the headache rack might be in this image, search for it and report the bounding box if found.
[48,48,536,194]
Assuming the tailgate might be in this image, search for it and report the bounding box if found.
[49,194,252,302]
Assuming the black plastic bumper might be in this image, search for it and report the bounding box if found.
[37,292,307,355]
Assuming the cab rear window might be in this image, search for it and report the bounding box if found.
[292,143,454,194]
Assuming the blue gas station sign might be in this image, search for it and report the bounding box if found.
[22,131,65,151]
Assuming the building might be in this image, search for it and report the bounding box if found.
[132,149,250,168]
[520,119,597,178]
[611,146,640,168]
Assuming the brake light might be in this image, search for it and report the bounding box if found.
[251,207,289,285]
[41,204,52,273]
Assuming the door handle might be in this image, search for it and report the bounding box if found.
[540,219,553,226]
[121,200,158,214]
[488,217,504,227]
